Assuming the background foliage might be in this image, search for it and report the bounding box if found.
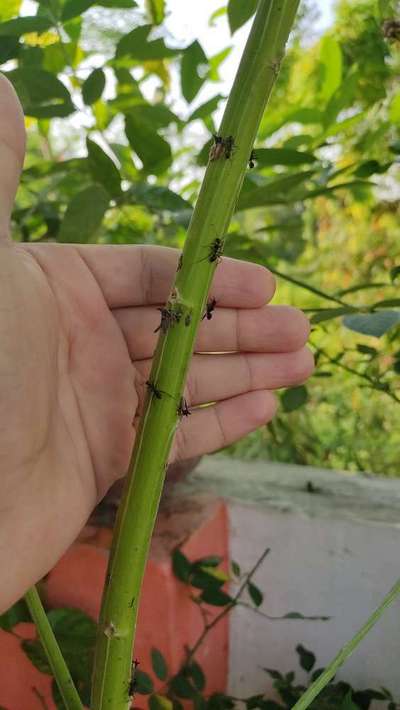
[1,0,400,475]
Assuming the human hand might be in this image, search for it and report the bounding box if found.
[0,75,313,611]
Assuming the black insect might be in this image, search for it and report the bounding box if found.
[202,297,217,321]
[128,659,140,697]
[223,135,235,159]
[177,253,183,272]
[208,237,224,263]
[154,306,182,335]
[248,149,256,169]
[146,380,163,400]
[177,397,191,417]
[210,134,235,161]
[210,134,225,161]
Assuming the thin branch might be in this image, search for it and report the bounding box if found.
[184,548,270,665]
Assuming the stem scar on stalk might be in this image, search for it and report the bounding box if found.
[202,297,217,320]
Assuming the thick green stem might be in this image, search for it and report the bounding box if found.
[24,587,83,710]
[292,577,400,710]
[91,2,300,708]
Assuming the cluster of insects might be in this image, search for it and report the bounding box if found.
[154,305,182,335]
[210,133,235,161]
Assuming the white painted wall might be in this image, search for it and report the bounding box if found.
[179,457,400,704]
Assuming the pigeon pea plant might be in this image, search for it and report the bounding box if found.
[1,0,400,708]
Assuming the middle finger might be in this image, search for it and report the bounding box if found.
[114,304,310,361]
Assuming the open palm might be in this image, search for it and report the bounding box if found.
[0,75,313,611]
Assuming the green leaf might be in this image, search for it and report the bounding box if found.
[62,0,95,21]
[0,16,53,36]
[389,93,400,125]
[128,183,191,212]
[339,691,358,710]
[193,556,222,568]
[390,266,400,282]
[172,548,192,583]
[145,0,165,24]
[254,148,317,167]
[296,644,316,672]
[207,693,235,710]
[356,344,377,356]
[236,170,315,211]
[170,673,196,699]
[231,560,241,577]
[227,0,258,34]
[0,599,30,631]
[188,95,224,122]
[59,184,109,242]
[353,160,391,178]
[200,588,232,607]
[8,67,74,118]
[310,307,354,324]
[0,37,19,64]
[247,582,263,607]
[125,114,172,175]
[82,68,106,105]
[181,41,209,104]
[190,568,225,591]
[22,639,52,674]
[135,670,154,695]
[281,386,308,413]
[343,312,400,338]
[116,24,179,60]
[151,648,168,681]
[319,36,342,103]
[0,0,22,21]
[149,695,173,710]
[185,661,205,692]
[87,138,121,197]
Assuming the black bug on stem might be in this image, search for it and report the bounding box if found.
[177,397,191,417]
[177,253,183,272]
[128,659,140,697]
[208,237,224,263]
[210,134,225,161]
[210,134,235,161]
[223,135,235,159]
[248,149,256,169]
[202,297,217,320]
[146,380,163,400]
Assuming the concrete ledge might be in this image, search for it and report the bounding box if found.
[175,456,400,525]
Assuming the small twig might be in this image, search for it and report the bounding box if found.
[32,686,50,710]
[185,548,270,665]
[237,601,330,621]
[266,266,353,308]
[316,347,400,404]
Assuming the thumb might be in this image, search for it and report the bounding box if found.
[0,73,26,242]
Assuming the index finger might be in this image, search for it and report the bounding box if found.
[76,243,276,308]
